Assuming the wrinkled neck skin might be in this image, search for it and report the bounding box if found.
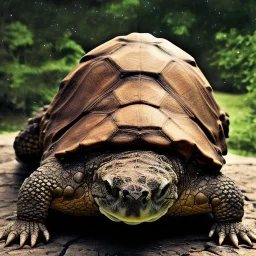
[89,150,186,225]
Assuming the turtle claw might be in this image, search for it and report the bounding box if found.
[240,233,252,246]
[0,225,11,241]
[209,221,256,247]
[208,223,216,238]
[39,223,50,242]
[248,231,256,241]
[229,233,239,248]
[42,230,50,242]
[5,232,17,247]
[218,233,225,246]
[19,232,29,248]
[0,232,4,241]
[0,219,50,248]
[31,234,38,248]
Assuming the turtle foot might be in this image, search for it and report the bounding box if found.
[209,221,256,248]
[0,219,50,248]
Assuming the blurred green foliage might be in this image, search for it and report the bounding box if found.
[0,0,255,155]
[234,89,256,155]
[163,12,196,36]
[1,26,84,114]
[214,92,256,157]
[211,29,256,92]
[4,21,33,53]
[210,29,256,155]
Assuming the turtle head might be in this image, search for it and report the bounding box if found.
[92,151,178,225]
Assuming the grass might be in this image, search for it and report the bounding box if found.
[0,92,254,157]
[214,91,255,157]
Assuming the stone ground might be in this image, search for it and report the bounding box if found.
[0,133,256,256]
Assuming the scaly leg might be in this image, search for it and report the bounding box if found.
[0,156,95,247]
[0,162,54,247]
[167,173,256,247]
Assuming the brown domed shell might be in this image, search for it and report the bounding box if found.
[40,33,228,170]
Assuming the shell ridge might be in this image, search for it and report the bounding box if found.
[81,114,113,140]
[176,62,225,146]
[46,58,122,147]
[44,58,115,146]
[80,43,124,63]
[157,77,195,118]
[176,59,220,119]
[85,79,121,112]
[162,116,221,163]
[177,117,217,153]
[71,58,121,113]
[160,61,221,146]
[49,62,92,117]
[44,77,90,145]
[156,42,195,63]
[46,113,108,157]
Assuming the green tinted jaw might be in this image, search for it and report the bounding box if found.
[96,198,175,225]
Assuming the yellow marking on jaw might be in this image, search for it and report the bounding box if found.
[95,198,175,224]
[99,206,168,224]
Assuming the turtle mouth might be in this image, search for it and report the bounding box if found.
[95,198,175,225]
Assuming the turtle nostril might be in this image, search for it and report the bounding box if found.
[142,190,149,198]
[123,189,129,197]
[122,189,129,202]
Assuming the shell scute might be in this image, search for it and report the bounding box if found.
[113,77,166,107]
[110,43,172,73]
[112,104,168,128]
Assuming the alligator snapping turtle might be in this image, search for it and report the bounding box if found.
[1,33,256,248]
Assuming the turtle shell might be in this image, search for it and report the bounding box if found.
[40,33,228,170]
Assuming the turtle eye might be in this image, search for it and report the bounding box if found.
[186,60,197,67]
[159,183,170,198]
[104,180,113,195]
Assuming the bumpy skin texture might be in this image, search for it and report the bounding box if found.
[166,162,256,247]
[1,151,256,248]
[0,155,99,247]
[14,106,48,165]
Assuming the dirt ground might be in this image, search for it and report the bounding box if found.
[0,133,256,256]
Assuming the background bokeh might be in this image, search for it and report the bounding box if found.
[0,0,255,156]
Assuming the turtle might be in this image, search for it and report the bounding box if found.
[1,32,255,249]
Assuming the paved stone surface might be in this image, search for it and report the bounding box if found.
[0,133,256,256]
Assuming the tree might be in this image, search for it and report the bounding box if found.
[211,29,256,92]
[4,21,33,61]
[1,22,84,114]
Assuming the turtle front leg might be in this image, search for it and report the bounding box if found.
[168,173,256,247]
[207,175,256,247]
[0,158,60,247]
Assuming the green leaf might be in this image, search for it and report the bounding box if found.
[163,11,196,37]
[4,21,33,51]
